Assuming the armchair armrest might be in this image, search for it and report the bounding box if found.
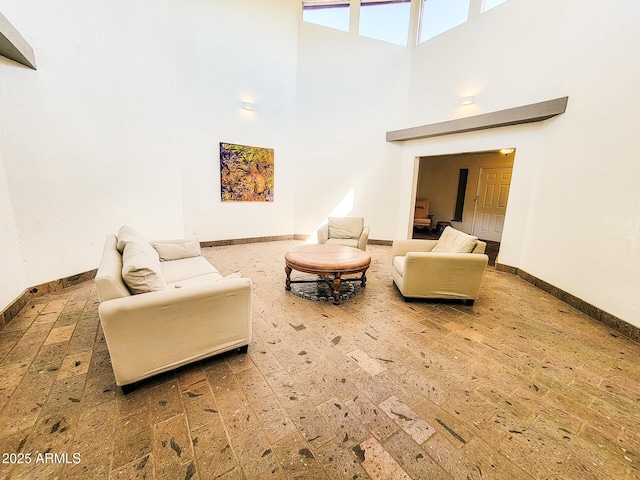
[358,226,370,251]
[391,239,438,258]
[401,252,488,300]
[316,224,329,244]
[403,251,488,275]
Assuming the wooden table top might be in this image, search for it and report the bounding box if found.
[285,244,371,273]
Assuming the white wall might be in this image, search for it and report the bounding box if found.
[294,23,410,240]
[0,0,184,290]
[397,0,640,327]
[0,0,300,310]
[0,152,26,308]
[170,0,300,241]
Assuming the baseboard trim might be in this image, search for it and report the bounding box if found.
[289,235,393,247]
[496,262,639,344]
[0,269,97,330]
[200,234,296,247]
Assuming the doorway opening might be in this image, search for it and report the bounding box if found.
[411,148,515,265]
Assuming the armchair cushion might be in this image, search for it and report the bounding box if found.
[326,238,359,248]
[318,217,369,251]
[432,226,478,253]
[328,216,364,239]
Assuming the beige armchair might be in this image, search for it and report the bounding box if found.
[317,217,369,251]
[391,227,488,305]
[413,198,433,232]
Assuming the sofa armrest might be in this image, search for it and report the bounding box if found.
[391,239,438,258]
[98,277,253,385]
[99,277,251,326]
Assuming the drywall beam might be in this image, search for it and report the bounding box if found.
[386,96,568,142]
[0,11,36,69]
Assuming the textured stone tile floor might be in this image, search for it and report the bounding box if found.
[0,240,638,479]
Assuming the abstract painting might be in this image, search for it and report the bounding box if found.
[220,142,274,202]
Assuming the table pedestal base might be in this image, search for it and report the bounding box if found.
[285,267,367,305]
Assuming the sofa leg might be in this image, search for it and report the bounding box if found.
[465,299,475,306]
[237,345,249,354]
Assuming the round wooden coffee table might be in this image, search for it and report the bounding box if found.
[285,244,371,305]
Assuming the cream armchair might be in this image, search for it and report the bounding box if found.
[317,217,369,251]
[391,227,488,305]
[413,198,433,232]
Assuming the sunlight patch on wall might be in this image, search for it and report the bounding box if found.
[307,188,355,243]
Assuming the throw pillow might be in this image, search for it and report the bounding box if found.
[121,237,167,294]
[151,240,201,261]
[116,225,147,253]
[432,226,478,253]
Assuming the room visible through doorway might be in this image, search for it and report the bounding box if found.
[411,149,515,263]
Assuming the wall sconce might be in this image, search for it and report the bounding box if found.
[461,96,475,106]
[241,102,254,111]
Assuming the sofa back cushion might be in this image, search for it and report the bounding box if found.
[432,226,478,253]
[151,240,201,261]
[116,225,146,253]
[115,226,168,294]
[121,238,167,294]
[328,217,364,239]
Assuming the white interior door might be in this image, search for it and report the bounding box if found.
[473,167,512,242]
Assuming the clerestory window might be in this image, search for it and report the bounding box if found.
[419,0,469,43]
[481,0,507,13]
[302,0,510,46]
[359,0,411,46]
[302,0,350,32]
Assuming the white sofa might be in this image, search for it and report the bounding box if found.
[95,227,252,388]
[392,227,488,305]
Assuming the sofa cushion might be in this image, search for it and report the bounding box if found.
[328,217,363,239]
[121,237,167,294]
[169,271,240,289]
[160,255,221,284]
[432,226,478,253]
[152,240,201,261]
[116,225,147,253]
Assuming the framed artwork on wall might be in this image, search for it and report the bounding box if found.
[219,142,274,202]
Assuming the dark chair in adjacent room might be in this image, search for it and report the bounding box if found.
[413,198,433,232]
